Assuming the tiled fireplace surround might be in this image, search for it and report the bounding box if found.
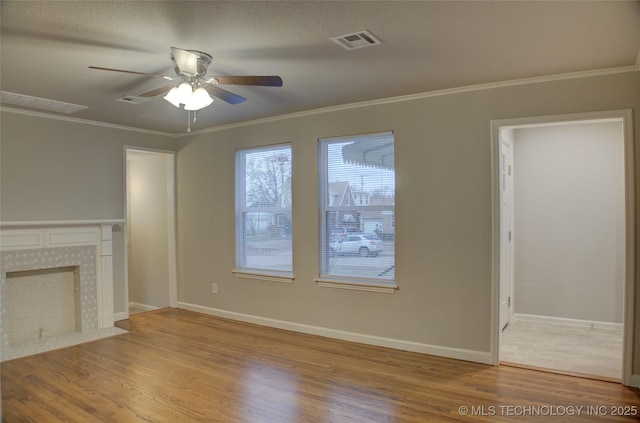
[0,220,125,361]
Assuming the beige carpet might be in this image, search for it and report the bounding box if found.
[500,317,622,380]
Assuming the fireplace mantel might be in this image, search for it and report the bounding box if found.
[0,219,125,229]
[0,219,124,329]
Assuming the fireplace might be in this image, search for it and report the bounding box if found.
[6,266,81,345]
[0,220,125,361]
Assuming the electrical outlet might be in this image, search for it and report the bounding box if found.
[211,283,218,294]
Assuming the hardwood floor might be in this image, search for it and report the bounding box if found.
[2,308,639,422]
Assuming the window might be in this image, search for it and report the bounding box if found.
[236,144,292,277]
[318,132,396,290]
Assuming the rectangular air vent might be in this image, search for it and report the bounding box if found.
[0,91,88,114]
[116,95,150,105]
[330,30,381,50]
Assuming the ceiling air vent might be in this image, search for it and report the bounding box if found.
[0,91,88,114]
[330,30,381,51]
[116,95,150,105]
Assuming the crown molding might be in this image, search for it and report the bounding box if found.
[2,64,638,138]
[186,65,640,136]
[0,106,178,137]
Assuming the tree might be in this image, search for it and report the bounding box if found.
[246,151,291,208]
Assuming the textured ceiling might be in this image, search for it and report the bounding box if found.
[1,1,639,134]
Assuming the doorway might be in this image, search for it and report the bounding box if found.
[125,148,177,315]
[491,110,635,385]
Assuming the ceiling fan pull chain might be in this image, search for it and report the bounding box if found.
[187,110,191,133]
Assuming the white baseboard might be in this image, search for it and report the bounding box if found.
[513,313,623,331]
[129,302,161,312]
[113,303,162,322]
[177,302,492,365]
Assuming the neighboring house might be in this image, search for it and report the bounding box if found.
[352,189,370,206]
[359,195,395,239]
[273,176,293,235]
[328,181,354,207]
[327,182,358,232]
[327,182,395,238]
[246,174,292,237]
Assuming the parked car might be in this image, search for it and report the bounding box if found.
[329,233,384,257]
[330,227,349,242]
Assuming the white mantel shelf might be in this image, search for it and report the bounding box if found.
[1,219,125,228]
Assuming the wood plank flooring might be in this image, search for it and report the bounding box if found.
[2,308,640,422]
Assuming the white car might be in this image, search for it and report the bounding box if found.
[329,233,384,257]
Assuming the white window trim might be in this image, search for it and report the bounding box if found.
[318,131,396,289]
[235,143,292,275]
[233,268,295,284]
[315,277,398,293]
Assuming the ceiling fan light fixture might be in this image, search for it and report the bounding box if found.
[164,82,213,111]
[177,82,193,98]
[184,87,213,111]
[163,86,183,108]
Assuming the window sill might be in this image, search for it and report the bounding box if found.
[232,269,295,284]
[315,277,398,293]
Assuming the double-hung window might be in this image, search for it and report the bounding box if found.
[235,144,292,278]
[318,132,396,291]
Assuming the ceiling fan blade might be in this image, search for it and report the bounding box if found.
[89,66,175,80]
[138,85,174,98]
[206,76,283,87]
[203,84,247,105]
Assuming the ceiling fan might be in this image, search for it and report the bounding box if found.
[89,47,283,129]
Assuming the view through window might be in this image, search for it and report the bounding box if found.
[319,132,395,283]
[236,144,292,273]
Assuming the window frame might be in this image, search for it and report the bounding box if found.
[316,132,397,293]
[234,143,294,283]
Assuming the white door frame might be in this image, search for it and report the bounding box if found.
[490,110,635,386]
[498,135,514,331]
[123,146,178,316]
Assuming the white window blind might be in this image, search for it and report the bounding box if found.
[319,132,395,285]
[236,144,292,274]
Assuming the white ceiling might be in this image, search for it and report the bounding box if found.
[1,1,639,134]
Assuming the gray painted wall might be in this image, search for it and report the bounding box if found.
[1,70,639,372]
[513,122,625,323]
[0,112,177,314]
[176,72,639,359]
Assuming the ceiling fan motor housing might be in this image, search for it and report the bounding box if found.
[170,47,212,78]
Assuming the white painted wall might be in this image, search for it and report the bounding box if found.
[127,150,172,310]
[512,121,625,323]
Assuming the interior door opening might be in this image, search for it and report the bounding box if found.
[493,111,634,385]
[125,148,177,316]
